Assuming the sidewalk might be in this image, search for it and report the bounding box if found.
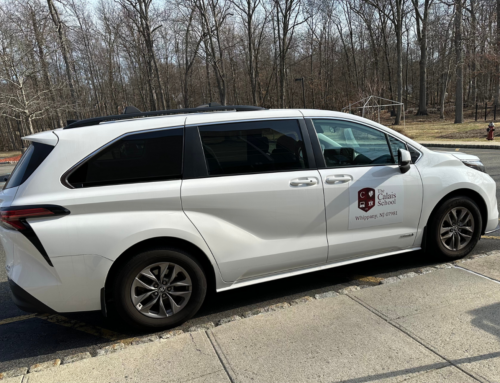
[3,253,500,383]
[418,140,500,149]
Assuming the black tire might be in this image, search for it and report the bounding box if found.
[428,196,482,260]
[112,247,207,330]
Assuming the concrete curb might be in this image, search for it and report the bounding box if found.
[420,142,500,150]
[1,249,499,380]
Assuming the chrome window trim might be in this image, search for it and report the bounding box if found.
[60,125,184,189]
[185,116,300,128]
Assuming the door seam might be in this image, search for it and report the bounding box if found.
[316,170,330,262]
[180,179,228,283]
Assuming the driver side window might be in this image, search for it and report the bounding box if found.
[311,119,395,168]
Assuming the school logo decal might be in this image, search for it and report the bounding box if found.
[358,188,376,212]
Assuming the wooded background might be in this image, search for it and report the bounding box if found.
[0,0,498,150]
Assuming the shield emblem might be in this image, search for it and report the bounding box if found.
[358,188,376,212]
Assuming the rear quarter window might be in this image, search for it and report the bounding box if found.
[66,128,183,188]
[4,143,54,190]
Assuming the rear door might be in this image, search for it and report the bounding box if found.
[307,118,423,263]
[181,118,328,282]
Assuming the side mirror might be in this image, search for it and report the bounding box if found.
[398,149,411,174]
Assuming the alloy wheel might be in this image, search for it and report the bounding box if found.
[130,262,192,318]
[439,207,475,251]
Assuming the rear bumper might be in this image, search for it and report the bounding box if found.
[8,278,56,314]
[3,221,113,313]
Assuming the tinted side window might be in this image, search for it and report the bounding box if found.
[68,128,183,188]
[5,143,54,190]
[312,119,394,167]
[198,120,308,176]
[387,136,407,159]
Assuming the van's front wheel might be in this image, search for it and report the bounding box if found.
[429,196,482,260]
[112,248,207,330]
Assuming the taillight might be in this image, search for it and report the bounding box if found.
[1,208,55,230]
[0,205,69,231]
[0,205,70,267]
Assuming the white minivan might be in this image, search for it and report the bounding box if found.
[1,105,498,329]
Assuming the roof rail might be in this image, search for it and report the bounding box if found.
[63,104,266,130]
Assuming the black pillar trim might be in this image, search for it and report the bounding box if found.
[183,126,209,179]
[304,119,327,168]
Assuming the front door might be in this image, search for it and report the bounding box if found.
[181,118,328,282]
[309,118,423,262]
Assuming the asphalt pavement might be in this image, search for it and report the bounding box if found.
[0,147,499,373]
[8,257,500,382]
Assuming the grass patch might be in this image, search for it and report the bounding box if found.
[370,110,495,141]
[402,120,490,141]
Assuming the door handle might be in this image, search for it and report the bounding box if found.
[325,175,352,184]
[290,177,318,186]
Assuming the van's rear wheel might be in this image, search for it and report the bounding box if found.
[113,248,207,330]
[429,196,482,260]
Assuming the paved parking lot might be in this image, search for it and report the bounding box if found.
[0,147,499,373]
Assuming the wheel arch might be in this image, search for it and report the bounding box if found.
[104,237,217,304]
[426,188,488,235]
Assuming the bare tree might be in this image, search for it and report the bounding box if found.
[495,0,500,107]
[2,0,500,151]
[173,4,203,108]
[412,0,434,115]
[116,0,166,111]
[47,0,78,116]
[192,0,232,105]
[272,0,306,108]
[364,0,408,125]
[435,8,454,119]
[231,0,268,105]
[466,0,478,107]
[454,0,463,123]
[0,37,59,136]
[24,0,63,127]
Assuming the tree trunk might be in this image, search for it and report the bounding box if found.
[47,0,78,117]
[471,0,477,107]
[395,21,403,125]
[454,0,463,124]
[440,72,450,119]
[495,0,500,107]
[416,40,428,115]
[413,0,432,115]
[30,6,63,127]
